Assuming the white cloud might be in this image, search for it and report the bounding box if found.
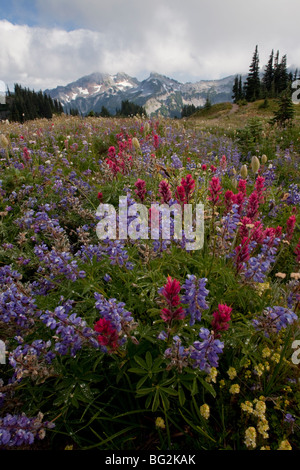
[0,0,299,91]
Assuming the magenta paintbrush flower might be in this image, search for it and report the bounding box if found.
[134,178,147,202]
[159,276,185,323]
[158,179,172,204]
[208,176,222,205]
[211,304,232,336]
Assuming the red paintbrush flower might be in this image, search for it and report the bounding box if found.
[94,318,119,352]
[158,179,172,204]
[208,176,222,206]
[160,276,185,323]
[211,304,232,336]
[134,179,147,202]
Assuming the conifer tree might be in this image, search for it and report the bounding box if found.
[262,49,274,96]
[277,54,289,94]
[232,76,239,103]
[272,50,281,96]
[272,90,295,126]
[245,45,261,102]
[232,75,244,103]
[99,106,111,117]
[238,75,243,100]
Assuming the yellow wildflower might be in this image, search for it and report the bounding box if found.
[243,359,251,369]
[254,363,264,376]
[245,427,257,449]
[155,417,165,429]
[255,282,270,296]
[254,400,266,419]
[271,353,280,364]
[257,419,269,439]
[206,367,218,383]
[278,440,292,450]
[262,347,271,358]
[200,404,210,420]
[241,401,254,414]
[229,384,240,394]
[227,367,237,380]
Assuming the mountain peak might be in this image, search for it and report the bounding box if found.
[46,71,235,118]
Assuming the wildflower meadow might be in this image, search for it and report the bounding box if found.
[0,106,300,451]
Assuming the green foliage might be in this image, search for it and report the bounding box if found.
[271,91,295,127]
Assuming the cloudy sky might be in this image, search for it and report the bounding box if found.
[0,0,299,91]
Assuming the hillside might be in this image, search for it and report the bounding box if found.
[186,98,300,128]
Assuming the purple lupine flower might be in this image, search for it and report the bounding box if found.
[102,239,134,270]
[252,306,298,337]
[94,294,135,347]
[170,154,183,169]
[181,275,209,325]
[0,267,39,328]
[0,379,6,409]
[286,183,300,206]
[284,413,295,423]
[39,306,99,357]
[0,265,22,285]
[190,328,224,373]
[220,204,241,241]
[164,335,190,372]
[0,412,55,448]
[8,339,55,382]
[75,243,105,263]
[15,209,64,240]
[244,235,281,283]
[34,243,86,282]
[157,330,168,341]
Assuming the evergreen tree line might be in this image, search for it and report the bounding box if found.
[88,106,111,118]
[181,97,212,118]
[115,99,146,117]
[2,84,64,122]
[232,46,299,103]
[86,100,146,118]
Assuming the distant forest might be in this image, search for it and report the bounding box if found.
[0,84,64,122]
[87,99,147,118]
[0,84,147,122]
